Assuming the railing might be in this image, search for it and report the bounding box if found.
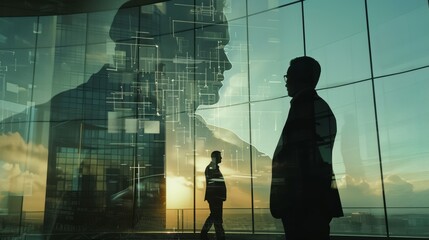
[1,208,429,238]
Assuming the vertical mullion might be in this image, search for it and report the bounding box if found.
[193,0,197,233]
[301,0,306,56]
[364,0,389,237]
[244,0,255,233]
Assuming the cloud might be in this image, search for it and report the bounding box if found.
[0,132,48,174]
[383,174,421,207]
[384,174,413,195]
[336,175,383,207]
[0,132,48,211]
[335,173,429,209]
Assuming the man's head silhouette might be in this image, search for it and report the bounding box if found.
[285,56,320,97]
[211,150,222,164]
[109,0,232,111]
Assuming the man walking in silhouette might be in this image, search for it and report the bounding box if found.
[201,150,226,240]
[270,56,343,240]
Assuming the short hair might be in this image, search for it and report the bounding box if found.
[289,56,321,88]
[211,150,221,158]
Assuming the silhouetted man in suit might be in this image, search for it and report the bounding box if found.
[201,150,226,240]
[270,56,343,240]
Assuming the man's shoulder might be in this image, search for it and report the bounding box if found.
[205,163,215,172]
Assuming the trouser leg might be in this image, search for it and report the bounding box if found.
[200,215,212,240]
[209,200,225,240]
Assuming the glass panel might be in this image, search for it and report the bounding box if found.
[41,5,166,233]
[224,0,247,20]
[50,14,87,97]
[194,0,255,230]
[86,10,118,75]
[254,208,283,233]
[0,16,38,111]
[375,68,429,237]
[248,3,303,154]
[251,97,288,233]
[305,0,371,88]
[247,0,297,15]
[197,12,250,153]
[331,207,387,236]
[368,0,429,77]
[319,81,386,236]
[2,0,428,238]
[198,15,250,136]
[32,16,57,105]
[0,16,38,235]
[161,0,239,231]
[196,103,253,230]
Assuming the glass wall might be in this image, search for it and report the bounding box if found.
[0,0,428,238]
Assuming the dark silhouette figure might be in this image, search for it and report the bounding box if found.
[270,56,343,240]
[201,150,227,240]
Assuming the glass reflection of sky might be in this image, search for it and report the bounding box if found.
[0,0,429,236]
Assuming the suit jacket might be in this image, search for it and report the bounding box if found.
[270,89,343,219]
[204,162,227,202]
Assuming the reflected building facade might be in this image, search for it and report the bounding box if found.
[1,0,429,239]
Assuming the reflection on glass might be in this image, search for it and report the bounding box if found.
[368,0,429,77]
[247,3,303,159]
[319,82,386,235]
[305,0,370,87]
[0,0,428,238]
[1,0,270,236]
[375,69,429,237]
